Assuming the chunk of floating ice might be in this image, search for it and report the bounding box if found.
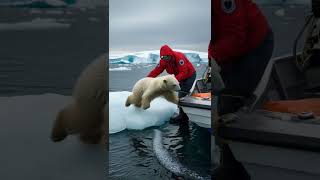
[109,67,131,71]
[109,91,178,134]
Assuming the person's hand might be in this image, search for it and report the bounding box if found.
[204,66,211,83]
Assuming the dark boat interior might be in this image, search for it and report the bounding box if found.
[217,53,320,151]
[216,3,320,152]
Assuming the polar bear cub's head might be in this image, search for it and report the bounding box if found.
[161,74,181,91]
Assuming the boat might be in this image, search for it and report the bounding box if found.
[179,74,212,129]
[213,2,320,179]
[181,1,320,179]
[215,52,320,179]
[178,51,224,130]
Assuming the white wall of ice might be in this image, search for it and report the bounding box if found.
[109,91,178,134]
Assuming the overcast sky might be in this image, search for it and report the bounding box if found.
[109,0,210,53]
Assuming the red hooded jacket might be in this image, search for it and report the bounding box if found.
[209,0,270,64]
[147,45,196,82]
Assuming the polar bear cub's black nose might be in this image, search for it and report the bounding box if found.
[173,84,181,91]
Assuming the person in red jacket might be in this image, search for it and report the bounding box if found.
[148,45,196,98]
[208,0,274,180]
[147,45,197,124]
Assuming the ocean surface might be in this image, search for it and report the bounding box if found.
[0,3,108,96]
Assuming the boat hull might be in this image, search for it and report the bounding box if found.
[229,141,320,180]
[182,106,211,128]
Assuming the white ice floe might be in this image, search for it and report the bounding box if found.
[109,67,131,71]
[109,91,177,134]
[0,18,70,31]
[0,93,105,179]
[109,50,208,64]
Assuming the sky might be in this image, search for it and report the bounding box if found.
[109,0,210,54]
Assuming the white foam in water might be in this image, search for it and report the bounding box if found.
[153,129,183,175]
[109,91,178,134]
[153,129,209,180]
[109,67,131,71]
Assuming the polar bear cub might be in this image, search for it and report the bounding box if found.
[50,54,107,144]
[125,74,180,110]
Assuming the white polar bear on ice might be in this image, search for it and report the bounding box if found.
[125,74,180,110]
[50,54,107,144]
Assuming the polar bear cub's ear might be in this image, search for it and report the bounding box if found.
[171,74,177,80]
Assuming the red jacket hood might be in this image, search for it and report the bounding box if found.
[160,45,174,56]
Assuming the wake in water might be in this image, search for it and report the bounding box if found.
[153,129,211,180]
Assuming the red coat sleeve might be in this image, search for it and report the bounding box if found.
[175,56,190,82]
[210,0,248,63]
[147,60,165,77]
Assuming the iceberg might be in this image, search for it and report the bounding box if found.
[109,67,131,71]
[109,50,208,65]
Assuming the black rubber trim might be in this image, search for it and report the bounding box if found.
[179,101,211,110]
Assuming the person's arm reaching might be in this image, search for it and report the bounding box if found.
[147,60,165,77]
